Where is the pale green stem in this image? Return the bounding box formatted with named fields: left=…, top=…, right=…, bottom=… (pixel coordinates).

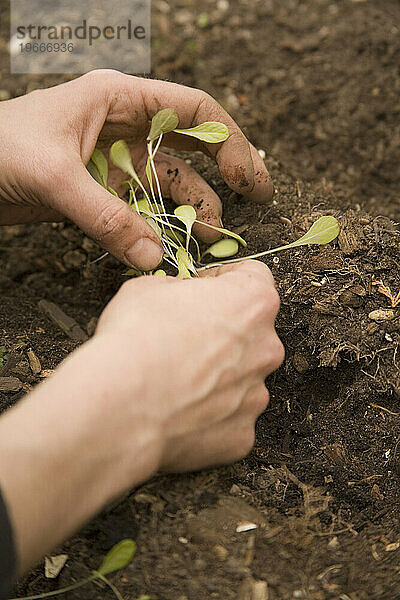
left=147, top=137, right=184, bottom=253
left=9, top=576, right=95, bottom=600
left=197, top=241, right=311, bottom=270
left=143, top=213, right=201, bottom=262
left=128, top=181, right=140, bottom=213
left=93, top=572, right=124, bottom=600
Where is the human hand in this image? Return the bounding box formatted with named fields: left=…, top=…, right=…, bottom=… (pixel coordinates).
left=0, top=260, right=283, bottom=571
left=0, top=70, right=273, bottom=271
left=95, top=260, right=284, bottom=474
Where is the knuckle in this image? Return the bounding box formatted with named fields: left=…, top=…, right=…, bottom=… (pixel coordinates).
left=196, top=90, right=221, bottom=122
left=236, top=428, right=256, bottom=460
left=268, top=285, right=281, bottom=317
left=83, top=69, right=122, bottom=86
left=93, top=202, right=132, bottom=245
left=253, top=387, right=270, bottom=415
left=270, top=337, right=285, bottom=371
left=249, top=278, right=280, bottom=320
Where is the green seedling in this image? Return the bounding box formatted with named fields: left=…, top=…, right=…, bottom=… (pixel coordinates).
left=12, top=539, right=136, bottom=600
left=88, top=149, right=117, bottom=196
left=87, top=109, right=340, bottom=278
left=174, top=205, right=197, bottom=250
left=200, top=216, right=340, bottom=269
left=204, top=238, right=239, bottom=259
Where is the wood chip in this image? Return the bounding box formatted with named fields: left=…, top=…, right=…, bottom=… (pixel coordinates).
left=27, top=348, right=42, bottom=375
left=44, top=554, right=68, bottom=578
left=0, top=376, right=22, bottom=392
left=385, top=541, right=399, bottom=552
left=39, top=369, right=55, bottom=379
left=39, top=300, right=88, bottom=343
left=236, top=521, right=258, bottom=533
left=368, top=309, right=395, bottom=321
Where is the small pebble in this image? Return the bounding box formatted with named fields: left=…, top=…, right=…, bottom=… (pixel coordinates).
left=63, top=249, right=87, bottom=269
left=213, top=544, right=228, bottom=560
left=385, top=542, right=399, bottom=552
left=327, top=536, right=339, bottom=549
left=27, top=348, right=42, bottom=375
left=236, top=521, right=257, bottom=533
left=0, top=376, right=22, bottom=392
left=368, top=309, right=395, bottom=321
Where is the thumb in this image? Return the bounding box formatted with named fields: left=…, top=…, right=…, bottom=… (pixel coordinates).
left=52, top=166, right=164, bottom=271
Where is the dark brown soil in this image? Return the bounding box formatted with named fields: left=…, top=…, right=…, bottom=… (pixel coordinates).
left=1, top=1, right=400, bottom=599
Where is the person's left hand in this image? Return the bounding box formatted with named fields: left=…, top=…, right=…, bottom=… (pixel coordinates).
left=0, top=70, right=273, bottom=271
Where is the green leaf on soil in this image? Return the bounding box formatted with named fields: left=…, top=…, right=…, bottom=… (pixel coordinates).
left=281, top=216, right=340, bottom=249
left=204, top=238, right=239, bottom=258
left=174, top=122, right=229, bottom=144
left=97, top=539, right=136, bottom=576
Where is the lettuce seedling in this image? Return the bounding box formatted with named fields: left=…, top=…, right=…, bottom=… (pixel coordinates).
left=11, top=539, right=136, bottom=600
left=88, top=109, right=340, bottom=278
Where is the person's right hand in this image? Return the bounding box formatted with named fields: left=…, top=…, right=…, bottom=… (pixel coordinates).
left=95, top=260, right=284, bottom=475
left=0, top=261, right=284, bottom=572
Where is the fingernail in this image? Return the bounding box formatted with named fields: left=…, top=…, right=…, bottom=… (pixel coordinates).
left=125, top=238, right=163, bottom=271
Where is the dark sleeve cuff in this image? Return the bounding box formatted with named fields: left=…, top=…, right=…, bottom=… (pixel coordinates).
left=0, top=486, right=16, bottom=600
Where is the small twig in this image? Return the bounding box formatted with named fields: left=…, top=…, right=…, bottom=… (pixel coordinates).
left=369, top=402, right=400, bottom=416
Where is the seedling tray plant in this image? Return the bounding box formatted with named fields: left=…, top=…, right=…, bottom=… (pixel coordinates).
left=88, top=108, right=340, bottom=276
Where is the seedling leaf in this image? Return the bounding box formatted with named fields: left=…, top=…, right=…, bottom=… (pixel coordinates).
left=97, top=539, right=136, bottom=576
left=174, top=122, right=229, bottom=144
left=176, top=247, right=195, bottom=279
left=205, top=239, right=239, bottom=258
left=110, top=141, right=139, bottom=182
left=154, top=269, right=167, bottom=276
left=174, top=205, right=197, bottom=229
left=287, top=216, right=340, bottom=248
left=194, top=221, right=247, bottom=246
left=166, top=229, right=185, bottom=245
left=133, top=198, right=152, bottom=214
left=147, top=108, right=179, bottom=141
left=125, top=268, right=142, bottom=277
left=144, top=216, right=162, bottom=238
left=91, top=149, right=108, bottom=187
left=87, top=160, right=103, bottom=186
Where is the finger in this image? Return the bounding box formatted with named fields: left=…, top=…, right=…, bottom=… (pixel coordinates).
left=199, top=258, right=276, bottom=286
left=48, top=162, right=163, bottom=271
left=0, top=205, right=63, bottom=226
left=136, top=152, right=223, bottom=244
left=107, top=149, right=222, bottom=243
left=161, top=411, right=258, bottom=473
left=77, top=71, right=273, bottom=204
left=137, top=79, right=273, bottom=203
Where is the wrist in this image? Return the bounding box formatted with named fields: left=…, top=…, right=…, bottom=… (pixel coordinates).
left=0, top=336, right=162, bottom=572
